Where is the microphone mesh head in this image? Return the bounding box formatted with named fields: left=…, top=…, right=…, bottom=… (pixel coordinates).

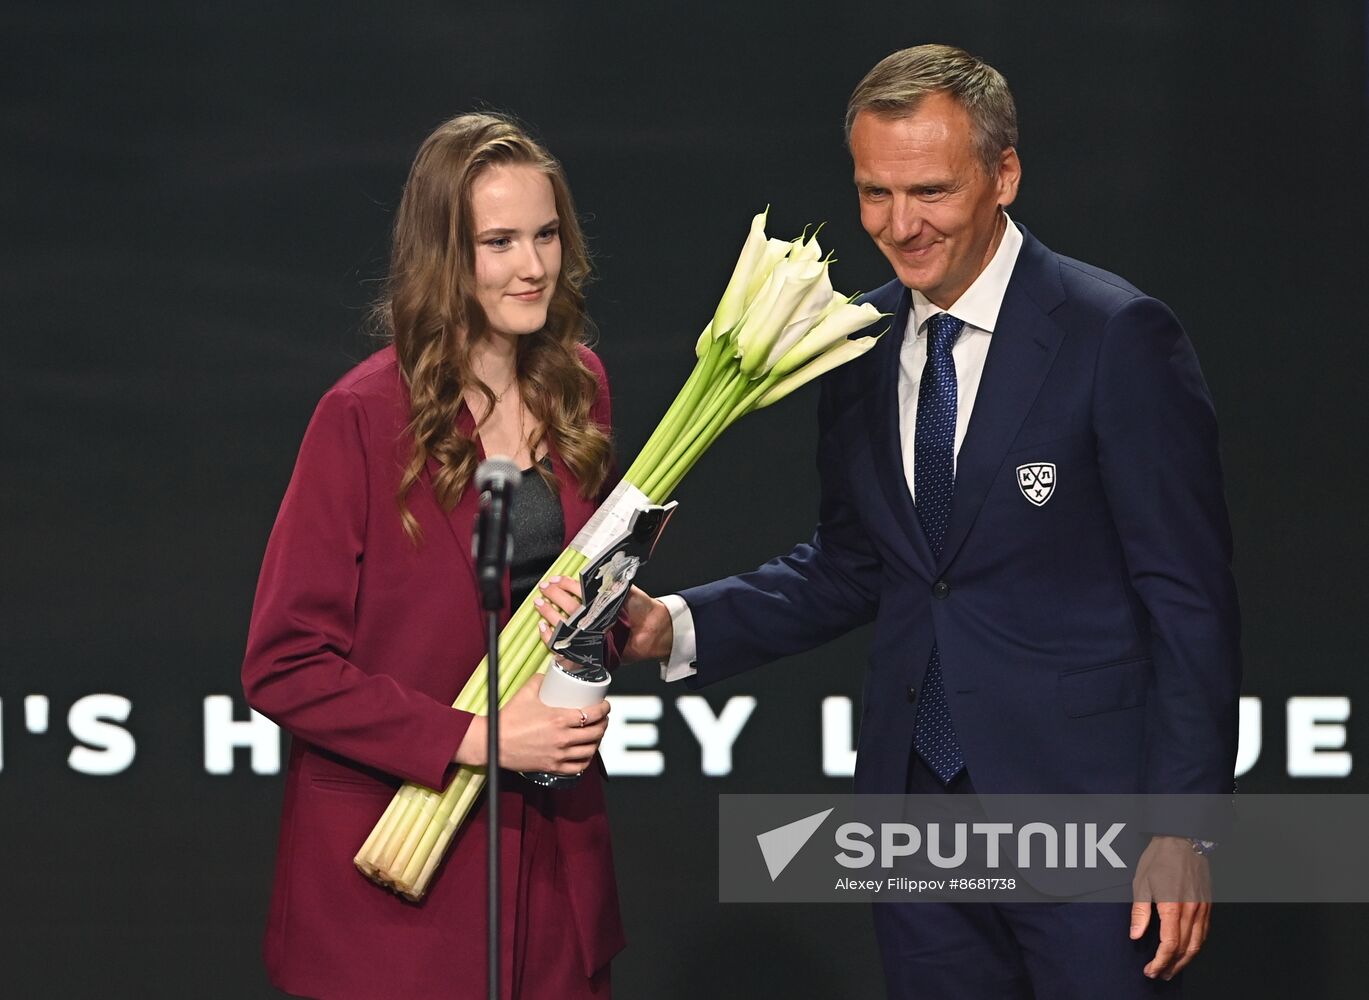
left=476, top=456, right=523, bottom=492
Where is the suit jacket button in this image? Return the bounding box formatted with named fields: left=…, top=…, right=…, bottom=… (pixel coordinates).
left=906, top=685, right=918, bottom=702
left=932, top=579, right=951, bottom=599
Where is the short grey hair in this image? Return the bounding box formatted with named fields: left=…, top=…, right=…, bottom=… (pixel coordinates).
left=845, top=44, right=1018, bottom=175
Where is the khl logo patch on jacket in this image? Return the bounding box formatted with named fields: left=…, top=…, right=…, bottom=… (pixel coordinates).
left=1016, top=463, right=1056, bottom=506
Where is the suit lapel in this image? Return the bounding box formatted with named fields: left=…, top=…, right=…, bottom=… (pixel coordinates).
left=426, top=402, right=482, bottom=584
left=937, top=229, right=1066, bottom=573
left=870, top=285, right=937, bottom=573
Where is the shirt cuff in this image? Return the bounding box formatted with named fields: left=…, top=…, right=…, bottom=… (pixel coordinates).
left=659, top=594, right=698, bottom=682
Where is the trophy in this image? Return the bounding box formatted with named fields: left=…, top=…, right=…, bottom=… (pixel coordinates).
left=521, top=501, right=676, bottom=788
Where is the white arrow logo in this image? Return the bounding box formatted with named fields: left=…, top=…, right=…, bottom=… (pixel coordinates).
left=756, top=808, right=835, bottom=881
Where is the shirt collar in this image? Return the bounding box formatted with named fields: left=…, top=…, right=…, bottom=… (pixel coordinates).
left=909, top=211, right=1023, bottom=337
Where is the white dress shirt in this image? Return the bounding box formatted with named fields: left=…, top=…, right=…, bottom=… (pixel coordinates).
left=661, top=215, right=1024, bottom=681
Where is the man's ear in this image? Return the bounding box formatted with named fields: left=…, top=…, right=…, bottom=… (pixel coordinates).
left=996, top=147, right=1021, bottom=208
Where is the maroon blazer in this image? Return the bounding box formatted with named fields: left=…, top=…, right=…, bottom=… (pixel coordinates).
left=242, top=344, right=624, bottom=999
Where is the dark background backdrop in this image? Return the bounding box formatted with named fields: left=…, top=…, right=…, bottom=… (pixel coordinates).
left=3, top=1, right=1367, bottom=996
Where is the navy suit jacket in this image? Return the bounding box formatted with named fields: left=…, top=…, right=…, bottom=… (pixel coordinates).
left=682, top=225, right=1241, bottom=797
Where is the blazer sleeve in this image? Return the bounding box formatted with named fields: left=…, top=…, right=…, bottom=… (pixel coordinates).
left=679, top=373, right=882, bottom=685
left=1093, top=296, right=1242, bottom=795
left=241, top=386, right=472, bottom=790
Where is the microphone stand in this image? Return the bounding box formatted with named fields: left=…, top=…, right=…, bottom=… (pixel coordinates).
left=485, top=600, right=501, bottom=1000
left=472, top=456, right=519, bottom=1000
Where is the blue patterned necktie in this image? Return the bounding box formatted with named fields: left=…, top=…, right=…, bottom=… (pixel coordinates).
left=912, top=312, right=966, bottom=784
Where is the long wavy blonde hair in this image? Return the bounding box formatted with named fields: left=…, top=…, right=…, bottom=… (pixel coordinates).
left=376, top=113, right=612, bottom=541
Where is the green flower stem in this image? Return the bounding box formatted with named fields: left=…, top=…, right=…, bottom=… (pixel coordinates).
left=643, top=370, right=748, bottom=500
left=624, top=336, right=729, bottom=485
left=397, top=766, right=481, bottom=894
left=387, top=785, right=443, bottom=876
left=452, top=548, right=581, bottom=711
left=454, top=548, right=587, bottom=713
left=354, top=787, right=408, bottom=876
left=374, top=786, right=437, bottom=872
left=653, top=369, right=782, bottom=500
left=725, top=371, right=783, bottom=429
left=630, top=353, right=744, bottom=501
left=629, top=343, right=714, bottom=476
left=401, top=768, right=489, bottom=899
left=637, top=369, right=739, bottom=500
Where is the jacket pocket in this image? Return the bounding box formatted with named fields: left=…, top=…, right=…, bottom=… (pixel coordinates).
left=1057, top=657, right=1150, bottom=718
left=306, top=756, right=398, bottom=795
left=309, top=773, right=395, bottom=795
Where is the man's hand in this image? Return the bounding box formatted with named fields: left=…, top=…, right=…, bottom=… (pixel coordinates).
left=1130, top=835, right=1213, bottom=980
left=534, top=577, right=675, bottom=664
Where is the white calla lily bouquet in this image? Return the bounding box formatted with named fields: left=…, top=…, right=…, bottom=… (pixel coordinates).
left=355, top=209, right=887, bottom=899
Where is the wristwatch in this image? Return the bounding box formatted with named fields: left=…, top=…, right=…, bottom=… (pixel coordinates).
left=1187, top=838, right=1218, bottom=856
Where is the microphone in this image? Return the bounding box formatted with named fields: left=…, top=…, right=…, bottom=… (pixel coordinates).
left=473, top=457, right=522, bottom=611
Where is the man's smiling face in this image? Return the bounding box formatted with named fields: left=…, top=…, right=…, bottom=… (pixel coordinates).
left=851, top=92, right=1020, bottom=309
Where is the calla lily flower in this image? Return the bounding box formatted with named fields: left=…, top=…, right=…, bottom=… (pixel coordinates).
left=735, top=257, right=828, bottom=376
left=758, top=331, right=883, bottom=407
left=711, top=208, right=770, bottom=337
left=764, top=261, right=837, bottom=370
left=694, top=320, right=714, bottom=357
left=787, top=230, right=823, bottom=264
left=770, top=298, right=884, bottom=376
left=744, top=237, right=794, bottom=304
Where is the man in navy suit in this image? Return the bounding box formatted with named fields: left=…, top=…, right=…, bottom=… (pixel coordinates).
left=542, top=43, right=1241, bottom=998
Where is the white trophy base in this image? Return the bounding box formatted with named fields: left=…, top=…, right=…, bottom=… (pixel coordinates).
left=521, top=658, right=611, bottom=789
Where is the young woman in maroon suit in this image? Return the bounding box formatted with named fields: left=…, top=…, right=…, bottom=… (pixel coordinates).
left=242, top=113, right=623, bottom=1000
